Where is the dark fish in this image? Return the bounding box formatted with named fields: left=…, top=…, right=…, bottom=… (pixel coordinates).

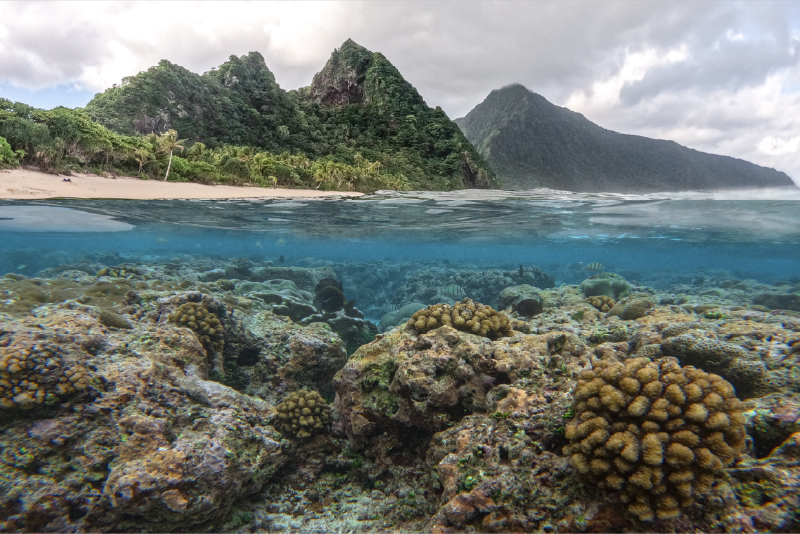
left=584, top=262, right=604, bottom=272
left=519, top=264, right=524, bottom=277
left=315, top=277, right=343, bottom=293
left=441, top=284, right=466, bottom=298
left=278, top=255, right=284, bottom=264
left=512, top=298, right=543, bottom=318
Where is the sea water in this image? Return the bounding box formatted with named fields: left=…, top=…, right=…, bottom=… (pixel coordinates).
left=1, top=187, right=799, bottom=286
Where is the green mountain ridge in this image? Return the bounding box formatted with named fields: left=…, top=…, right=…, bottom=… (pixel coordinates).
left=83, top=39, right=497, bottom=190
left=455, top=83, right=795, bottom=192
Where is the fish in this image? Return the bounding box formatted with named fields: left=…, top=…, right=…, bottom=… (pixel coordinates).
left=441, top=284, right=466, bottom=298
left=276, top=238, right=287, bottom=247
left=255, top=241, right=263, bottom=249
left=584, top=262, right=604, bottom=272
left=155, top=237, right=169, bottom=244
left=278, top=255, right=284, bottom=264
left=519, top=264, right=524, bottom=277
left=386, top=304, right=400, bottom=312
left=16, top=265, right=26, bottom=270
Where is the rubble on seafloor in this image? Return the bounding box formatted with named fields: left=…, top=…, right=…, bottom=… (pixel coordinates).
left=0, top=260, right=799, bottom=532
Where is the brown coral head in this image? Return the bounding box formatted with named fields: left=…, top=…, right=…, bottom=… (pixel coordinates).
left=408, top=299, right=512, bottom=340
left=274, top=390, right=332, bottom=439
left=563, top=357, right=745, bottom=522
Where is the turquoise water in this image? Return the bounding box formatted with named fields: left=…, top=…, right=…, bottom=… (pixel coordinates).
left=1, top=188, right=799, bottom=288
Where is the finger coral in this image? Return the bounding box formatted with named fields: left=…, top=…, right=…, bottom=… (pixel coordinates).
left=563, top=357, right=746, bottom=521
left=274, top=390, right=332, bottom=439
left=0, top=338, right=89, bottom=409
left=408, top=298, right=512, bottom=340
left=169, top=302, right=224, bottom=352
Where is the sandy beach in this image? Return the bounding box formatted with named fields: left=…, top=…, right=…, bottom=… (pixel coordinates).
left=0, top=168, right=363, bottom=199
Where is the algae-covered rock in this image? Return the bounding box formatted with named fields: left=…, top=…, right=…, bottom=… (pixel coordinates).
left=752, top=291, right=800, bottom=312
left=0, top=305, right=286, bottom=533
left=379, top=302, right=426, bottom=333
left=607, top=296, right=654, bottom=320
left=581, top=272, right=631, bottom=299
left=238, top=279, right=316, bottom=321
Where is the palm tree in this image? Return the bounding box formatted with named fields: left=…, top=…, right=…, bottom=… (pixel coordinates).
left=132, top=147, right=152, bottom=173
left=159, top=130, right=186, bottom=181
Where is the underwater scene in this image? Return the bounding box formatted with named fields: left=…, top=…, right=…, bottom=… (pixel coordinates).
left=1, top=187, right=800, bottom=532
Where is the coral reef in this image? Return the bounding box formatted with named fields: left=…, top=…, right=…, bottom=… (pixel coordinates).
left=608, top=296, right=655, bottom=320
left=498, top=284, right=544, bottom=317
left=586, top=295, right=616, bottom=312
left=0, top=336, right=89, bottom=409
left=169, top=301, right=225, bottom=353
left=379, top=302, right=426, bottom=333
left=581, top=272, right=631, bottom=300
left=0, top=305, right=286, bottom=532
left=564, top=357, right=746, bottom=521
left=661, top=335, right=770, bottom=399
left=274, top=390, right=332, bottom=439
left=98, top=308, right=132, bottom=329
left=408, top=299, right=512, bottom=340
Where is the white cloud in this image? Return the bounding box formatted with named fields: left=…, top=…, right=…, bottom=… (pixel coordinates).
left=1, top=0, right=799, bottom=183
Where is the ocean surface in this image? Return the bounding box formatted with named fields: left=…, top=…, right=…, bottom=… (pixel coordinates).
left=1, top=186, right=799, bottom=284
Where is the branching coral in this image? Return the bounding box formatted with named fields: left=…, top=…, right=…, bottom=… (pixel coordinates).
left=274, top=390, right=332, bottom=439
left=169, top=302, right=224, bottom=352
left=0, top=338, right=89, bottom=409
left=563, top=357, right=746, bottom=521
left=408, top=299, right=512, bottom=340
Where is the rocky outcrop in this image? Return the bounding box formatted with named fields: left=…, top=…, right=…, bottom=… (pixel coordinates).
left=0, top=303, right=286, bottom=532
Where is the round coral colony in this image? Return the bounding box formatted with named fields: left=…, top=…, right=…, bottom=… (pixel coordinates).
left=563, top=357, right=746, bottom=521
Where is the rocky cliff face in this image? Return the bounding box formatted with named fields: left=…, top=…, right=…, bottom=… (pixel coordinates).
left=456, top=84, right=796, bottom=192
left=308, top=39, right=369, bottom=105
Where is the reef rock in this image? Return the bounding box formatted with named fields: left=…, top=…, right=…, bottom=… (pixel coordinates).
left=0, top=304, right=286, bottom=532
left=581, top=272, right=631, bottom=300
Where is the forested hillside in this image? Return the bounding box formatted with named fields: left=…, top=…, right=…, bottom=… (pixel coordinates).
left=456, top=84, right=794, bottom=192
left=0, top=40, right=496, bottom=192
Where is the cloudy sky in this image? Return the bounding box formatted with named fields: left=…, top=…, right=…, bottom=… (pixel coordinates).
left=2, top=0, right=799, bottom=184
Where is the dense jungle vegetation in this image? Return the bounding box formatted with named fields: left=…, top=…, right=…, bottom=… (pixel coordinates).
left=0, top=40, right=496, bottom=192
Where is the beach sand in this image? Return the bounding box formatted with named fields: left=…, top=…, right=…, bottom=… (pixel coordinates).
left=0, top=168, right=363, bottom=199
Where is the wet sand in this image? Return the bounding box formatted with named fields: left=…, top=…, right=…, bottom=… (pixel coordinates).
left=0, top=168, right=363, bottom=199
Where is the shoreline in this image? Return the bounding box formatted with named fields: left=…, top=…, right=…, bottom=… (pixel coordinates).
left=0, top=168, right=363, bottom=200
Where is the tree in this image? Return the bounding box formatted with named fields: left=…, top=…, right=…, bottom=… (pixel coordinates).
left=159, top=129, right=185, bottom=181
left=132, top=147, right=152, bottom=173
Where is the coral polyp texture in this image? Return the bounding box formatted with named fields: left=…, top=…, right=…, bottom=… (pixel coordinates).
left=0, top=337, right=89, bottom=409
left=169, top=302, right=224, bottom=352
left=408, top=298, right=512, bottom=339
left=585, top=295, right=615, bottom=312
left=274, top=390, right=332, bottom=439
left=563, top=357, right=746, bottom=522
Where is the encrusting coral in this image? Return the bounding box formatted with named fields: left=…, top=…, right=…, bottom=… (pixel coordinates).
left=563, top=357, right=746, bottom=521
left=0, top=337, right=89, bottom=409
left=169, top=302, right=224, bottom=352
left=274, top=390, right=332, bottom=439
left=408, top=298, right=512, bottom=340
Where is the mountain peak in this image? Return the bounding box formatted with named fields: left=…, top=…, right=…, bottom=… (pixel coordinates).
left=457, top=87, right=794, bottom=192
left=309, top=39, right=374, bottom=105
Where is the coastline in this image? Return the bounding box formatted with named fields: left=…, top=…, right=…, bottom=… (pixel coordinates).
left=0, top=168, right=363, bottom=200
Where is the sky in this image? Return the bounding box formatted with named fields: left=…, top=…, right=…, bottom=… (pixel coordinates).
left=1, top=0, right=799, bottom=184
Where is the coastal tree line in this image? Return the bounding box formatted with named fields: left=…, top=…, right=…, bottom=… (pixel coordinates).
left=0, top=99, right=414, bottom=192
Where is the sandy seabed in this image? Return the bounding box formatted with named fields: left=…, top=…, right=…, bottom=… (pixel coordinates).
left=0, top=168, right=363, bottom=200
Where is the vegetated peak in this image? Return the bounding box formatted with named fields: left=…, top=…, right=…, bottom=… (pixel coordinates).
left=457, top=84, right=795, bottom=192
